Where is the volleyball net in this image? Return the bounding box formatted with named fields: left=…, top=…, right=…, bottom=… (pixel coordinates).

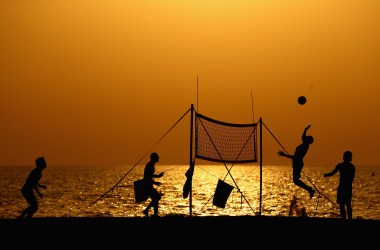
left=195, top=112, right=258, bottom=164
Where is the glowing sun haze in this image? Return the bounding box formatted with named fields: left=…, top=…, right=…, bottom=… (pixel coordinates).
left=1, top=1, right=379, bottom=166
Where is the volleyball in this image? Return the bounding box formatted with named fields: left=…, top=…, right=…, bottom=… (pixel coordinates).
left=298, top=96, right=307, bottom=105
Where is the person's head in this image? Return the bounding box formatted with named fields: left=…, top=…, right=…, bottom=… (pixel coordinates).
left=303, top=135, right=314, bottom=144
left=343, top=151, right=352, bottom=162
left=150, top=152, right=159, bottom=162
left=35, top=157, right=47, bottom=169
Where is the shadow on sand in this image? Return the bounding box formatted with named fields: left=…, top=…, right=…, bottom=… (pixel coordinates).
left=2, top=215, right=378, bottom=247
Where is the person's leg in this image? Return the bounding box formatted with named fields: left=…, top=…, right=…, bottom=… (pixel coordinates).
left=347, top=203, right=353, bottom=219
left=339, top=203, right=347, bottom=219
left=143, top=189, right=154, bottom=217
left=293, top=177, right=314, bottom=198
left=151, top=189, right=161, bottom=216
left=19, top=191, right=37, bottom=218
left=26, top=203, right=38, bottom=218
left=18, top=207, right=29, bottom=219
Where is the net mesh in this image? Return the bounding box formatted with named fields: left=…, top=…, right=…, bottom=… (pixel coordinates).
left=195, top=113, right=258, bottom=163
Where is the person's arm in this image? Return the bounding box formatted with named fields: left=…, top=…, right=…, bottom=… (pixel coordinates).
left=34, top=185, right=43, bottom=197
left=324, top=165, right=339, bottom=177
left=351, top=165, right=356, bottom=183
left=153, top=172, right=164, bottom=178
left=38, top=183, right=47, bottom=189
left=302, top=125, right=311, bottom=141
left=153, top=172, right=164, bottom=185
left=277, top=150, right=294, bottom=160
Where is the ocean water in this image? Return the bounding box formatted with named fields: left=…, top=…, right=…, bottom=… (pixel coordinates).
left=0, top=164, right=379, bottom=220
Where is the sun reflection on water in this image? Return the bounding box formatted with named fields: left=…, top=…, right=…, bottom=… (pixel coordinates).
left=0, top=164, right=379, bottom=219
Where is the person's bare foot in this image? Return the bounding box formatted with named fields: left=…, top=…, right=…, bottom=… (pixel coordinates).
left=309, top=189, right=315, bottom=200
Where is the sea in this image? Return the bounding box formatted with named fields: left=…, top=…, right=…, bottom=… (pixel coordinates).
left=1, top=164, right=379, bottom=220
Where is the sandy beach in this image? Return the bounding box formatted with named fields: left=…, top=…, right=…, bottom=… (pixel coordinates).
left=3, top=215, right=378, bottom=247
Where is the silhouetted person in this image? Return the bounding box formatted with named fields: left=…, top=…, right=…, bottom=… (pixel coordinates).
left=324, top=151, right=356, bottom=219
left=289, top=196, right=308, bottom=217
left=289, top=195, right=298, bottom=217
left=18, top=157, right=47, bottom=219
left=278, top=125, right=315, bottom=199
left=142, top=152, right=164, bottom=218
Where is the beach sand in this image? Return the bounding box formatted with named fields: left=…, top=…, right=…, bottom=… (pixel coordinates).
left=3, top=215, right=377, bottom=247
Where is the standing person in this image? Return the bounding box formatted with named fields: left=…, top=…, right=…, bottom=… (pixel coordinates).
left=142, top=152, right=164, bottom=218
left=324, top=151, right=356, bottom=219
left=18, top=157, right=47, bottom=219
left=278, top=125, right=315, bottom=199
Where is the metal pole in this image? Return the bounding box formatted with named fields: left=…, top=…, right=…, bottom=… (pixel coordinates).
left=259, top=117, right=262, bottom=216
left=189, top=104, right=194, bottom=217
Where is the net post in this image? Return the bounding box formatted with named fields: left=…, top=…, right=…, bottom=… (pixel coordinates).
left=189, top=104, right=194, bottom=217
left=259, top=117, right=263, bottom=216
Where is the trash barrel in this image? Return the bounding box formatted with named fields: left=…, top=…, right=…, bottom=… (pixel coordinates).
left=213, top=179, right=234, bottom=208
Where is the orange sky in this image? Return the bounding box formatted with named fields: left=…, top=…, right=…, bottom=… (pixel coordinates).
left=1, top=1, right=379, bottom=167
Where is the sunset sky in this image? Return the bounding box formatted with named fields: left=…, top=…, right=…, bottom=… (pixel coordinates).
left=1, top=1, right=379, bottom=167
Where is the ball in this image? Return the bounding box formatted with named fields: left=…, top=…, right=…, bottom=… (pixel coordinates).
left=298, top=96, right=307, bottom=105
